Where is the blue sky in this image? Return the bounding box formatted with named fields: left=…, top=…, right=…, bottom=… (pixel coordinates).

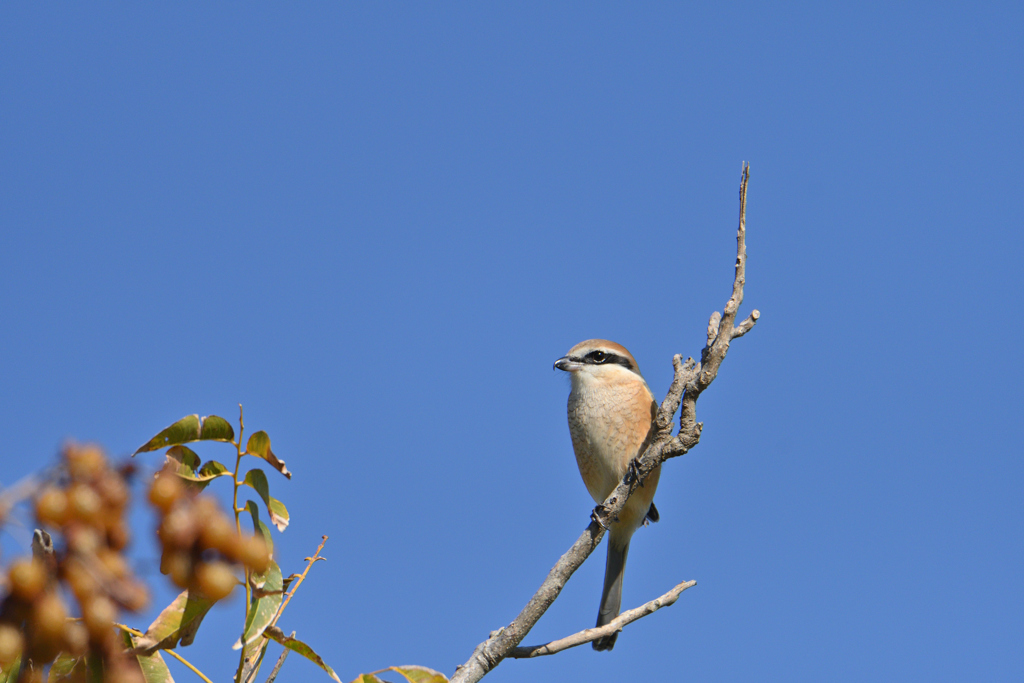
left=1, top=3, right=1022, bottom=681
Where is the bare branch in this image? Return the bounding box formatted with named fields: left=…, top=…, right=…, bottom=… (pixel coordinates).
left=263, top=633, right=294, bottom=683
left=450, top=165, right=758, bottom=683
left=654, top=355, right=698, bottom=434
left=732, top=309, right=761, bottom=338
left=509, top=580, right=696, bottom=658
left=679, top=164, right=756, bottom=444
left=707, top=311, right=722, bottom=347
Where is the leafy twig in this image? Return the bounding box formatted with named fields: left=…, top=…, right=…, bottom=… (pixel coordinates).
left=234, top=404, right=251, bottom=683
left=272, top=535, right=328, bottom=626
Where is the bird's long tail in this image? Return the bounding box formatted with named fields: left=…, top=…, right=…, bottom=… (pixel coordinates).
left=593, top=539, right=629, bottom=651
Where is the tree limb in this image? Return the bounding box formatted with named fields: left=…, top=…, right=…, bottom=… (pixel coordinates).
left=450, top=165, right=758, bottom=683
left=509, top=579, right=697, bottom=658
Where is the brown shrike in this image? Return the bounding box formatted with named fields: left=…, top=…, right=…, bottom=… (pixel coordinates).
left=554, top=339, right=661, bottom=651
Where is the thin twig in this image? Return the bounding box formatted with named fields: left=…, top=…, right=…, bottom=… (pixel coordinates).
left=263, top=633, right=294, bottom=683
left=235, top=404, right=250, bottom=683
left=509, top=580, right=696, bottom=657
left=449, top=166, right=758, bottom=683
left=272, top=535, right=328, bottom=626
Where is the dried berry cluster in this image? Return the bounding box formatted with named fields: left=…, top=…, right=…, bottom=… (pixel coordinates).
left=0, top=444, right=149, bottom=682
left=151, top=465, right=271, bottom=601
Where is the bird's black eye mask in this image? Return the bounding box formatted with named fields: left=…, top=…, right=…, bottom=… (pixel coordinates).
left=574, top=350, right=635, bottom=372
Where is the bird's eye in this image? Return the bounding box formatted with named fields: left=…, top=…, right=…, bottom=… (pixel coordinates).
left=589, top=351, right=608, bottom=363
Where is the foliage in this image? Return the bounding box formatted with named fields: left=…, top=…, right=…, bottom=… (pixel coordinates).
left=0, top=407, right=356, bottom=683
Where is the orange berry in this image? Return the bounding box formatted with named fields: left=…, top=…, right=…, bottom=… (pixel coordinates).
left=148, top=473, right=184, bottom=513
left=0, top=624, right=24, bottom=664
left=159, top=506, right=197, bottom=550
left=198, top=513, right=236, bottom=553
left=35, top=486, right=69, bottom=527
left=68, top=484, right=102, bottom=525
left=66, top=444, right=106, bottom=480
left=62, top=620, right=89, bottom=657
left=97, top=475, right=130, bottom=509
left=162, top=551, right=193, bottom=589
left=194, top=561, right=236, bottom=601
left=66, top=524, right=102, bottom=554
left=31, top=592, right=68, bottom=645
left=8, top=559, right=47, bottom=601
left=82, top=595, right=117, bottom=641
left=240, top=535, right=271, bottom=574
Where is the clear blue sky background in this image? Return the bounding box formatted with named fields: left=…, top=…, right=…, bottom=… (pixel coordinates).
left=2, top=3, right=1022, bottom=682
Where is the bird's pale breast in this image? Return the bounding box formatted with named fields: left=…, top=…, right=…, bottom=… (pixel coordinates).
left=567, top=378, right=660, bottom=534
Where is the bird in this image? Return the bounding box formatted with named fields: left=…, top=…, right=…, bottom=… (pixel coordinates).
left=554, top=339, right=660, bottom=651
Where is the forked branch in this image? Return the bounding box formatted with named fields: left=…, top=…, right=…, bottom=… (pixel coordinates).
left=508, top=579, right=697, bottom=658
left=450, top=165, right=759, bottom=683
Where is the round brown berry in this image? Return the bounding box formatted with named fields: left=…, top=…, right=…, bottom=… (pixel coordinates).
left=31, top=592, right=68, bottom=646
left=0, top=624, right=24, bottom=664
left=68, top=484, right=103, bottom=525
left=8, top=559, right=47, bottom=601
left=82, top=595, right=116, bottom=641
left=148, top=473, right=184, bottom=513
left=194, top=561, right=236, bottom=601
left=240, top=535, right=271, bottom=574
left=35, top=487, right=69, bottom=527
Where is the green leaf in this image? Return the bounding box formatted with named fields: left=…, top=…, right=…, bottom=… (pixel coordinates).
left=164, top=447, right=230, bottom=491
left=245, top=500, right=274, bottom=552
left=243, top=469, right=290, bottom=532
left=121, top=631, right=175, bottom=683
left=384, top=666, right=448, bottom=683
left=245, top=431, right=291, bottom=479
left=264, top=627, right=341, bottom=683
left=165, top=445, right=201, bottom=471
left=132, top=588, right=215, bottom=653
left=178, top=459, right=231, bottom=484
left=197, top=415, right=234, bottom=441
left=85, top=653, right=104, bottom=683
left=134, top=414, right=235, bottom=455
left=0, top=656, right=20, bottom=683
left=346, top=669, right=447, bottom=683
left=48, top=653, right=85, bottom=682
left=197, top=460, right=230, bottom=479
left=232, top=560, right=283, bottom=652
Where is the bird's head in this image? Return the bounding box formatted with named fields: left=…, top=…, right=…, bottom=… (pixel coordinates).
left=553, top=339, right=644, bottom=387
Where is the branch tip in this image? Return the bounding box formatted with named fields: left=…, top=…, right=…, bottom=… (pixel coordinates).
left=508, top=579, right=697, bottom=658
left=732, top=309, right=760, bottom=339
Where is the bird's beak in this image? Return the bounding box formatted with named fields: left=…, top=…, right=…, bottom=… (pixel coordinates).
left=554, top=356, right=582, bottom=372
